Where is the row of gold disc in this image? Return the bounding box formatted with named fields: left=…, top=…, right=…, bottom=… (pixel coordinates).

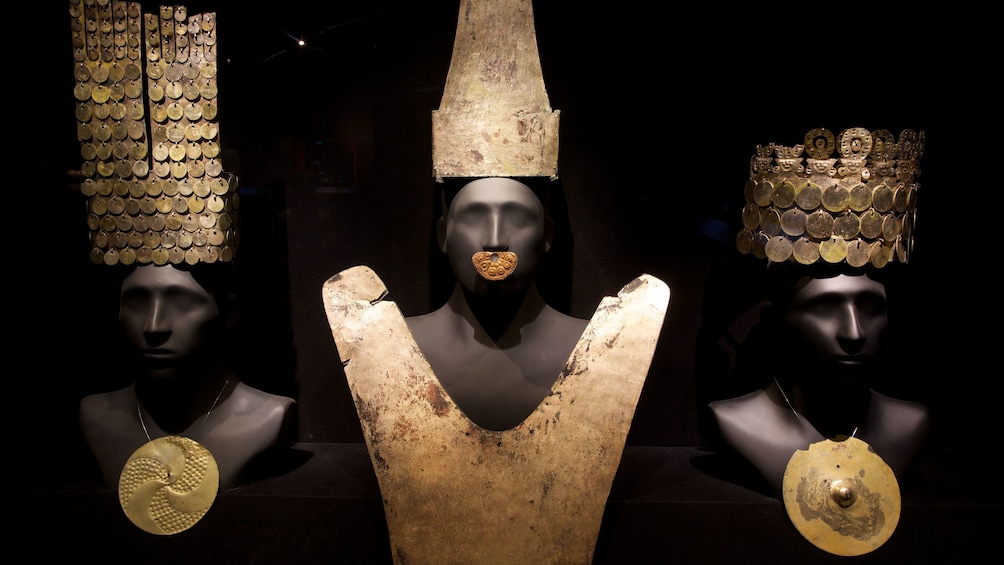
left=741, top=204, right=913, bottom=243
left=87, top=194, right=234, bottom=221
left=737, top=230, right=909, bottom=267
left=74, top=102, right=219, bottom=140
left=88, top=218, right=236, bottom=249
left=81, top=176, right=230, bottom=198
left=91, top=242, right=236, bottom=267
left=745, top=177, right=916, bottom=215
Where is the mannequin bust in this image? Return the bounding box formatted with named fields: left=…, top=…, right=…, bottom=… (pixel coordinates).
left=79, top=262, right=297, bottom=492
left=709, top=266, right=930, bottom=495
left=406, top=176, right=588, bottom=430
left=322, top=175, right=668, bottom=563
left=321, top=3, right=666, bottom=560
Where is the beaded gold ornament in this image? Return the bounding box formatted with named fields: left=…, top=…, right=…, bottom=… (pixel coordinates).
left=737, top=127, right=923, bottom=268
left=471, top=251, right=518, bottom=281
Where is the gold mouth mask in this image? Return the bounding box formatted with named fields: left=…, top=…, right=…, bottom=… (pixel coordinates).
left=472, top=251, right=518, bottom=281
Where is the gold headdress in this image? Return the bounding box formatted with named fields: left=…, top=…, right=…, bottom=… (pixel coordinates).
left=431, top=0, right=559, bottom=182
left=69, top=1, right=238, bottom=266
left=736, top=127, right=923, bottom=268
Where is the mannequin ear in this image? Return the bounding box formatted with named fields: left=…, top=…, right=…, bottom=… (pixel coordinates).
left=543, top=215, right=554, bottom=253
left=220, top=292, right=240, bottom=331
left=436, top=215, right=448, bottom=252
left=436, top=187, right=449, bottom=252
left=759, top=300, right=781, bottom=330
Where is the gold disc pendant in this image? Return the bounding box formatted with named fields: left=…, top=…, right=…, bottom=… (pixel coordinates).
left=471, top=251, right=517, bottom=281
left=118, top=436, right=220, bottom=535
left=782, top=436, right=900, bottom=556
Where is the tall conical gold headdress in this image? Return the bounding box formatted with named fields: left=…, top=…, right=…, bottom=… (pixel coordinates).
left=431, top=0, right=559, bottom=182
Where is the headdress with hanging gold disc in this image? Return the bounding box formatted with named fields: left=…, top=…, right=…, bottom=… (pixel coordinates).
left=737, top=127, right=923, bottom=268
left=736, top=126, right=925, bottom=556
left=70, top=1, right=238, bottom=268
left=69, top=1, right=229, bottom=535
left=431, top=0, right=559, bottom=182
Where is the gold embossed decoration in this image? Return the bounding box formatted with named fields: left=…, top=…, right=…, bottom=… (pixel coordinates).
left=782, top=436, right=901, bottom=556
left=471, top=251, right=518, bottom=281
left=737, top=127, right=923, bottom=268
left=69, top=1, right=238, bottom=266
left=118, top=435, right=220, bottom=535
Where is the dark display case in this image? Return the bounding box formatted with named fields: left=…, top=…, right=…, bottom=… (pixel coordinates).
left=20, top=1, right=998, bottom=562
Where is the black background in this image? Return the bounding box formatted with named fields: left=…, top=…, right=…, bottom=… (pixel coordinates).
left=14, top=2, right=999, bottom=562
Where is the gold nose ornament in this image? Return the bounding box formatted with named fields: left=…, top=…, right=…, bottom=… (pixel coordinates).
left=472, top=251, right=518, bottom=281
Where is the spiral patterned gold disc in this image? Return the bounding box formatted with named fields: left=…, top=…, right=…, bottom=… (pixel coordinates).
left=118, top=435, right=220, bottom=535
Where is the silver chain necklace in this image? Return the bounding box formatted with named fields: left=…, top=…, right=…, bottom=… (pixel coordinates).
left=773, top=377, right=858, bottom=439
left=137, top=376, right=231, bottom=442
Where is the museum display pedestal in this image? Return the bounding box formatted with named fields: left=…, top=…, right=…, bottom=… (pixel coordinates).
left=18, top=440, right=996, bottom=563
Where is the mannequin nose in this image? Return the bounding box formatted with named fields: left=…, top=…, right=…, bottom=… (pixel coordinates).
left=836, top=303, right=865, bottom=354
left=144, top=297, right=169, bottom=335
left=485, top=214, right=505, bottom=249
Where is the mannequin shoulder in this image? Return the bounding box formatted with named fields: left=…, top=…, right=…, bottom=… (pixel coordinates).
left=405, top=305, right=463, bottom=356
left=871, top=390, right=931, bottom=429
left=709, top=390, right=781, bottom=439
left=540, top=305, right=589, bottom=337
left=229, top=382, right=296, bottom=420
left=709, top=389, right=768, bottom=420
left=405, top=304, right=451, bottom=334
left=79, top=386, right=137, bottom=442
left=79, top=386, right=134, bottom=420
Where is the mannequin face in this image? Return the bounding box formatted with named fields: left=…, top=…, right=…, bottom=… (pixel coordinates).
left=119, top=263, right=224, bottom=380
left=440, top=177, right=550, bottom=294
left=782, top=273, right=888, bottom=370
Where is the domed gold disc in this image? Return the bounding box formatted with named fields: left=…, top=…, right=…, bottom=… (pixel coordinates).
left=782, top=436, right=900, bottom=556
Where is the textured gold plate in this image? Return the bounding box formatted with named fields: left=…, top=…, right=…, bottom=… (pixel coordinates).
left=782, top=436, right=900, bottom=556
left=118, top=435, right=219, bottom=535
left=471, top=251, right=517, bottom=281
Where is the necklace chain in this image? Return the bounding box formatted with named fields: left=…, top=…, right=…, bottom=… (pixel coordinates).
left=773, top=377, right=858, bottom=439
left=137, top=376, right=232, bottom=442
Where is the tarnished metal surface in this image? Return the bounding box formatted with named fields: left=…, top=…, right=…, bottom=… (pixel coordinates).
left=737, top=127, right=923, bottom=268
left=432, top=0, right=560, bottom=180
left=322, top=266, right=669, bottom=564
left=782, top=436, right=901, bottom=556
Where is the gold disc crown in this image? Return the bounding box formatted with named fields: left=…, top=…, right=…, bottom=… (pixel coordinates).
left=736, top=127, right=924, bottom=268
left=69, top=2, right=238, bottom=267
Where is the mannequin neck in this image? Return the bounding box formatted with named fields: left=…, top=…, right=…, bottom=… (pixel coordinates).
left=775, top=373, right=872, bottom=440
left=134, top=362, right=233, bottom=435
left=453, top=281, right=546, bottom=343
